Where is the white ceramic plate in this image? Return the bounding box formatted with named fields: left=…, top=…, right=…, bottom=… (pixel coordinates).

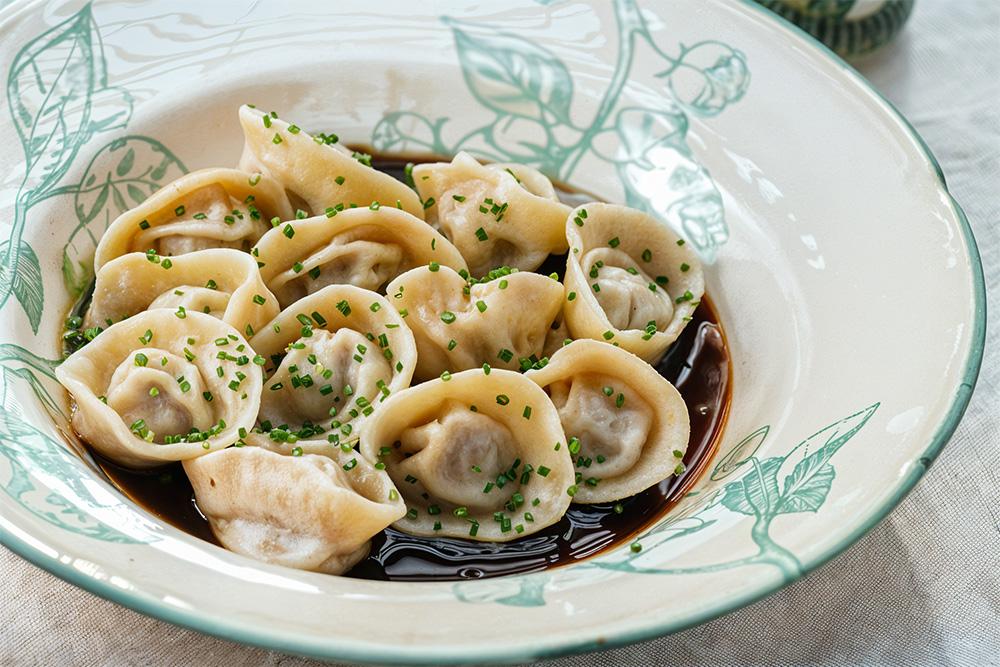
left=0, top=1, right=985, bottom=664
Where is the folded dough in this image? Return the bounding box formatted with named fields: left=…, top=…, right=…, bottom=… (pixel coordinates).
left=56, top=311, right=262, bottom=468
left=253, top=206, right=467, bottom=309
left=94, top=168, right=293, bottom=272
left=244, top=285, right=416, bottom=453
left=385, top=264, right=563, bottom=381
left=413, top=152, right=570, bottom=277
left=359, top=368, right=573, bottom=541
left=237, top=105, right=423, bottom=218
left=184, top=445, right=405, bottom=574
left=526, top=339, right=690, bottom=503
left=84, top=248, right=279, bottom=339
left=563, top=202, right=704, bottom=364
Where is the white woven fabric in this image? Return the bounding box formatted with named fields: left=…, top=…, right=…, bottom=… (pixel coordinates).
left=2, top=1, right=998, bottom=664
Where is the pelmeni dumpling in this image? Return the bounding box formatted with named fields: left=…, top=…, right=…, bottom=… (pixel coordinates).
left=94, top=168, right=293, bottom=272
left=237, top=105, right=423, bottom=218
left=55, top=311, right=262, bottom=468
left=413, top=152, right=571, bottom=276
left=359, top=368, right=573, bottom=541
left=526, top=339, right=690, bottom=503
left=244, top=285, right=416, bottom=451
left=564, top=203, right=704, bottom=364
left=253, top=206, right=467, bottom=309
left=84, top=249, right=279, bottom=338
left=385, top=265, right=563, bottom=381
left=184, top=445, right=405, bottom=574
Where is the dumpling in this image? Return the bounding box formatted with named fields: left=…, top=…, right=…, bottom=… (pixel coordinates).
left=358, top=368, right=574, bottom=541
left=563, top=202, right=704, bottom=364
left=253, top=205, right=467, bottom=309
left=237, top=105, right=423, bottom=218
left=244, top=285, right=416, bottom=452
left=94, top=168, right=294, bottom=272
left=55, top=310, right=262, bottom=468
left=526, top=339, right=690, bottom=503
left=184, top=445, right=405, bottom=574
left=385, top=265, right=563, bottom=381
left=412, top=152, right=571, bottom=276
left=84, top=248, right=279, bottom=339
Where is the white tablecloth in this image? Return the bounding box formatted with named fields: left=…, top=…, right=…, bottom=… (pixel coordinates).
left=3, top=1, right=998, bottom=664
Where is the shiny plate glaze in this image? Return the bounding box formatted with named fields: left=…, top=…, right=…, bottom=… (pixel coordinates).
left=0, top=1, right=985, bottom=664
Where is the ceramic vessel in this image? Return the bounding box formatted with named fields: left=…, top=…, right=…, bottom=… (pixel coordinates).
left=0, top=1, right=983, bottom=663
left=753, top=0, right=915, bottom=57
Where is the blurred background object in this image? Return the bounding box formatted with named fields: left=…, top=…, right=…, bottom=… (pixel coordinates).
left=753, top=0, right=915, bottom=57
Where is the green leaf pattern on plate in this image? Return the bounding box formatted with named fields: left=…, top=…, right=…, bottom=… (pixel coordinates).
left=372, top=0, right=750, bottom=262
left=63, top=136, right=187, bottom=295
left=0, top=370, right=159, bottom=544
left=455, top=404, right=879, bottom=606
left=0, top=3, right=182, bottom=542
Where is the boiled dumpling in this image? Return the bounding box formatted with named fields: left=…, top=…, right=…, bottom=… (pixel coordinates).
left=184, top=445, right=405, bottom=574
left=55, top=310, right=262, bottom=468
left=563, top=203, right=704, bottom=364
left=237, top=105, right=423, bottom=218
left=358, top=368, right=573, bottom=541
left=244, top=285, right=416, bottom=452
left=526, top=339, right=689, bottom=503
left=385, top=265, right=563, bottom=381
left=253, top=206, right=467, bottom=309
left=84, top=248, right=279, bottom=339
left=94, top=168, right=293, bottom=272
left=413, top=152, right=570, bottom=277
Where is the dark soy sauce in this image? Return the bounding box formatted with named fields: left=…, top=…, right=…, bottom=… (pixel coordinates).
left=85, top=156, right=731, bottom=581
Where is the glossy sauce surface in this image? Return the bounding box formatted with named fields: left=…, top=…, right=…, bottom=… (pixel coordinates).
left=88, top=157, right=731, bottom=581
